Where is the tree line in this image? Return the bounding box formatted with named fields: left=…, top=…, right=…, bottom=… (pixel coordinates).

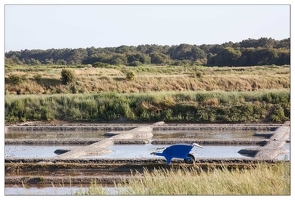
left=5, top=37, right=290, bottom=67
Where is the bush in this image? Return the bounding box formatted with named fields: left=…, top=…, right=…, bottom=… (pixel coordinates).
left=6, top=74, right=27, bottom=85
left=61, top=69, right=76, bottom=85
left=126, top=71, right=135, bottom=81
left=93, top=62, right=110, bottom=68
left=271, top=105, right=287, bottom=122
left=130, top=61, right=142, bottom=66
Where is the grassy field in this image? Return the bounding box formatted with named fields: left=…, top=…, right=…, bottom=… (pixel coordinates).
left=4, top=64, right=290, bottom=123
left=79, top=162, right=290, bottom=195
left=5, top=65, right=290, bottom=94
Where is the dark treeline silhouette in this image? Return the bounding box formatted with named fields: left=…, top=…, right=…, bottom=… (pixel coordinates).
left=5, top=37, right=290, bottom=67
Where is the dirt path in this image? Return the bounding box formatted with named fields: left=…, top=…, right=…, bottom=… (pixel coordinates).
left=54, top=126, right=153, bottom=159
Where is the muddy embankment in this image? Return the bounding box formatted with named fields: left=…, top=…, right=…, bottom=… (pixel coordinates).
left=238, top=123, right=290, bottom=159
left=6, top=121, right=281, bottom=131
left=5, top=121, right=290, bottom=186
left=5, top=157, right=287, bottom=186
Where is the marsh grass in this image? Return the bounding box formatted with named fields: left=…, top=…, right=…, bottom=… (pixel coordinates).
left=75, top=180, right=108, bottom=195
left=5, top=89, right=290, bottom=123
left=83, top=162, right=290, bottom=195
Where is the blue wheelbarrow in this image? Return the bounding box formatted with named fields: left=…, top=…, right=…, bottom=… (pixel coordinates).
left=151, top=143, right=203, bottom=165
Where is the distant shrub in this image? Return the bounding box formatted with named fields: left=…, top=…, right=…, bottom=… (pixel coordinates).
left=93, top=62, right=110, bottom=68
left=126, top=71, right=135, bottom=80
left=130, top=61, right=142, bottom=66
left=7, top=74, right=27, bottom=85
left=61, top=69, right=76, bottom=85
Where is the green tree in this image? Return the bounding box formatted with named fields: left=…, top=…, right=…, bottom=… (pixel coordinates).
left=28, top=58, right=41, bottom=66
left=127, top=53, right=151, bottom=65
left=57, top=59, right=67, bottom=65
left=66, top=48, right=87, bottom=65
left=150, top=53, right=169, bottom=64
left=191, top=46, right=206, bottom=61
left=214, top=47, right=241, bottom=66
left=238, top=48, right=257, bottom=66
left=276, top=50, right=290, bottom=65
left=5, top=55, right=23, bottom=66
left=110, top=54, right=128, bottom=65
left=169, top=44, right=192, bottom=60
left=255, top=48, right=278, bottom=65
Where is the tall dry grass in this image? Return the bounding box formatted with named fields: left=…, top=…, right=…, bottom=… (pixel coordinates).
left=5, top=65, right=290, bottom=94
left=83, top=162, right=290, bottom=195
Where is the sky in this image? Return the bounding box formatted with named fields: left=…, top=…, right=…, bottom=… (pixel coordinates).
left=4, top=3, right=291, bottom=52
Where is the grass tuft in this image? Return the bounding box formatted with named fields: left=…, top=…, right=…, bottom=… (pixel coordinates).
left=83, top=162, right=290, bottom=195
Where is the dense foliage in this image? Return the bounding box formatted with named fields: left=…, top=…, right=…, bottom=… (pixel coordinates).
left=5, top=37, right=290, bottom=67
left=5, top=90, right=290, bottom=123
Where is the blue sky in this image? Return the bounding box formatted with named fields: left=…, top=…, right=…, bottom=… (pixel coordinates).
left=4, top=4, right=290, bottom=52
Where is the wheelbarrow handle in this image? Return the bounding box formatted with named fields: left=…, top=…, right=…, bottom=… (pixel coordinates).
left=193, top=143, right=203, bottom=148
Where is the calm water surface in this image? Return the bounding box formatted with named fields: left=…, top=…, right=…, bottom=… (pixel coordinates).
left=5, top=144, right=259, bottom=159
left=5, top=186, right=122, bottom=195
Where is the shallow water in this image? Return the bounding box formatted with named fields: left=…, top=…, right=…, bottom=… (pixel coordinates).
left=5, top=186, right=122, bottom=195
left=5, top=145, right=79, bottom=158
left=84, top=143, right=259, bottom=159
left=5, top=144, right=259, bottom=159
left=5, top=186, right=87, bottom=195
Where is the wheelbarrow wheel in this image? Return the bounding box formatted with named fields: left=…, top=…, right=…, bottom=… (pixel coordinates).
left=184, top=153, right=195, bottom=164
